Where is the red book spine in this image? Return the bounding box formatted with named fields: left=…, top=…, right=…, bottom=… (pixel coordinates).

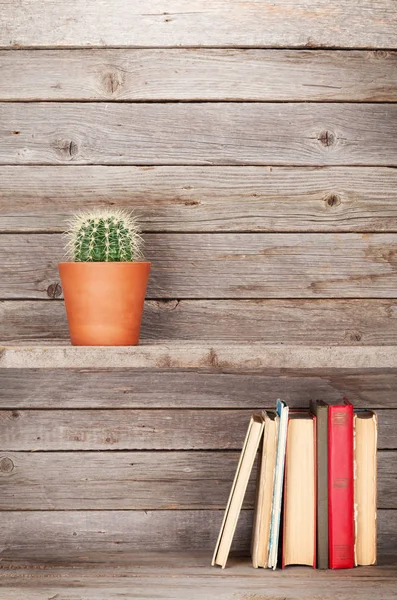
left=328, top=400, right=354, bottom=569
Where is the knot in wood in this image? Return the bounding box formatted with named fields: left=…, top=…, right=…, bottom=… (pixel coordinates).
left=346, top=330, right=363, bottom=342
left=0, top=457, right=14, bottom=473
left=154, top=300, right=179, bottom=312
left=318, top=130, right=336, bottom=147
left=102, top=69, right=124, bottom=95
left=47, top=282, right=62, bottom=298
left=371, top=50, right=389, bottom=60
left=53, top=138, right=79, bottom=160
left=325, top=193, right=341, bottom=208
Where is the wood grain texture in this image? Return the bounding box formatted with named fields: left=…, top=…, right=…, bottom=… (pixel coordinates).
left=1, top=408, right=395, bottom=450
left=1, top=103, right=397, bottom=166
left=3, top=233, right=397, bottom=299
left=4, top=299, right=397, bottom=345
left=1, top=1, right=396, bottom=48
left=0, top=511, right=395, bottom=560
left=3, top=344, right=397, bottom=370
left=2, top=567, right=397, bottom=600
left=2, top=49, right=397, bottom=101
left=1, top=559, right=397, bottom=600
left=0, top=510, right=243, bottom=557
left=1, top=552, right=396, bottom=572
left=0, top=451, right=394, bottom=510
left=1, top=367, right=397, bottom=409
left=2, top=166, right=397, bottom=233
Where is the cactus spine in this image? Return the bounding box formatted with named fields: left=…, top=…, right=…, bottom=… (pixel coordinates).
left=66, top=210, right=143, bottom=262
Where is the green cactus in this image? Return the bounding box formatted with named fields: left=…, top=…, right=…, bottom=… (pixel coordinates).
left=65, top=209, right=143, bottom=262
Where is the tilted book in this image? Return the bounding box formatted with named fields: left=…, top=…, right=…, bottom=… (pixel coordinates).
left=251, top=411, right=279, bottom=568
left=212, top=414, right=264, bottom=568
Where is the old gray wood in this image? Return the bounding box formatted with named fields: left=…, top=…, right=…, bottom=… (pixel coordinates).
left=1, top=408, right=395, bottom=450
left=1, top=556, right=397, bottom=600
left=1, top=1, right=396, bottom=48
left=0, top=510, right=250, bottom=557
left=2, top=551, right=396, bottom=573
left=3, top=344, right=397, bottom=370
left=3, top=299, right=397, bottom=345
left=2, top=50, right=397, bottom=101
left=1, top=367, right=397, bottom=409
left=2, top=580, right=395, bottom=600
left=2, top=166, right=397, bottom=233
left=2, top=558, right=397, bottom=600
left=0, top=510, right=394, bottom=558
left=3, top=233, right=397, bottom=299
left=1, top=103, right=397, bottom=166
left=0, top=451, right=394, bottom=510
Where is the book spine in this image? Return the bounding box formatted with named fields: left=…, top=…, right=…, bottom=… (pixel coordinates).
left=314, top=403, right=328, bottom=569
left=328, top=402, right=354, bottom=569
left=282, top=413, right=316, bottom=569
left=313, top=415, right=317, bottom=569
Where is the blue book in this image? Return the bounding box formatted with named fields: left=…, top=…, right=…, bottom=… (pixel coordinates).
left=268, top=399, right=289, bottom=569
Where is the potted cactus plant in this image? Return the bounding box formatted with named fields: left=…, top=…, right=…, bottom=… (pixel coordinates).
left=58, top=209, right=151, bottom=346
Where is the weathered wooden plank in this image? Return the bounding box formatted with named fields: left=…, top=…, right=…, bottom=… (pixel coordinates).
left=1, top=576, right=396, bottom=600
left=1, top=103, right=397, bottom=166
left=3, top=233, right=397, bottom=299
left=3, top=299, right=397, bottom=345
left=0, top=409, right=395, bottom=450
left=1, top=556, right=397, bottom=600
left=1, top=551, right=396, bottom=574
left=3, top=344, right=397, bottom=370
left=0, top=451, right=394, bottom=510
left=0, top=408, right=255, bottom=451
left=0, top=510, right=395, bottom=560
left=1, top=367, right=397, bottom=409
left=1, top=1, right=396, bottom=48
left=2, top=559, right=397, bottom=600
left=2, top=166, right=397, bottom=233
left=2, top=551, right=397, bottom=573
left=1, top=576, right=397, bottom=600
left=2, top=50, right=397, bottom=101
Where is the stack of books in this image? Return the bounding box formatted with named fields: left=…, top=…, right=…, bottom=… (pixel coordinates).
left=212, top=398, right=377, bottom=570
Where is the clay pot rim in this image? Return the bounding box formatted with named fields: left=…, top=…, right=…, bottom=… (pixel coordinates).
left=58, top=261, right=151, bottom=266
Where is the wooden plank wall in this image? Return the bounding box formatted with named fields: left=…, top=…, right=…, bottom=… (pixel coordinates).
left=1, top=1, right=397, bottom=560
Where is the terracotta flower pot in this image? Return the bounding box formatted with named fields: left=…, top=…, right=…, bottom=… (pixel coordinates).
left=58, top=262, right=151, bottom=346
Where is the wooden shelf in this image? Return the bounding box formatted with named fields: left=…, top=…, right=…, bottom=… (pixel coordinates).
left=1, top=342, right=397, bottom=369
left=0, top=553, right=396, bottom=600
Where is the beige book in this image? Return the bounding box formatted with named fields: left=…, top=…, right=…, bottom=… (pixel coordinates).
left=251, top=411, right=279, bottom=568
left=212, top=414, right=264, bottom=568
left=283, top=412, right=316, bottom=568
left=354, top=411, right=377, bottom=566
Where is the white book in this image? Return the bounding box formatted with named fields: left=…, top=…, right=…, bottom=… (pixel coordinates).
left=268, top=399, right=289, bottom=569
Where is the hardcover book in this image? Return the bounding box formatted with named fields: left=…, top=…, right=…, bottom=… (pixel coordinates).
left=251, top=411, right=279, bottom=568
left=327, top=398, right=355, bottom=569
left=282, top=411, right=317, bottom=568
left=268, top=399, right=289, bottom=570
left=212, top=414, right=264, bottom=568
left=354, top=410, right=377, bottom=566
left=310, top=400, right=329, bottom=569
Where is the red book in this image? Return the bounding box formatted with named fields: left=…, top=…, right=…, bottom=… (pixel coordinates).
left=327, top=398, right=354, bottom=569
